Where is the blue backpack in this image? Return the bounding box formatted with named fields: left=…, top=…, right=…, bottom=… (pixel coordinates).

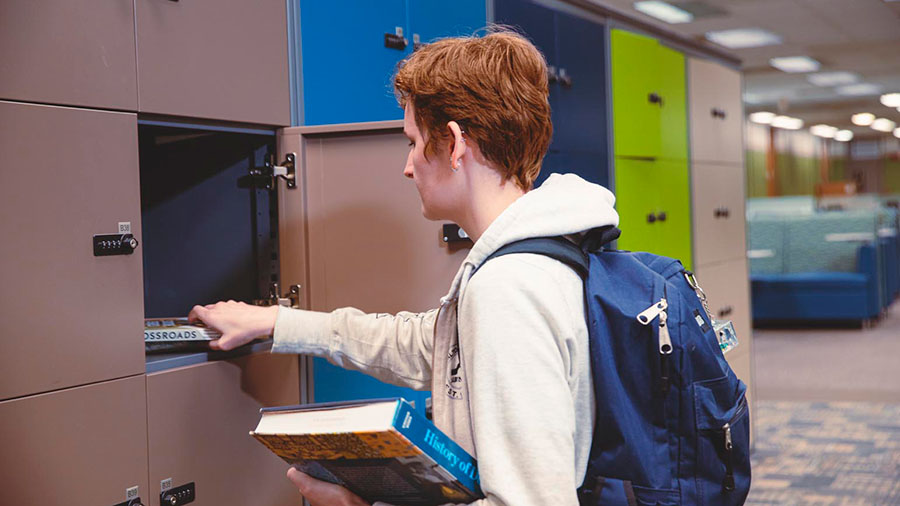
left=484, top=227, right=751, bottom=506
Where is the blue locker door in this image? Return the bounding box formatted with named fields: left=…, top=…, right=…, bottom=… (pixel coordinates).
left=553, top=12, right=609, bottom=187
left=493, top=0, right=560, bottom=154
left=313, top=358, right=430, bottom=416
left=535, top=151, right=608, bottom=188
left=408, top=0, right=486, bottom=48
left=300, top=0, right=408, bottom=125
left=535, top=151, right=566, bottom=188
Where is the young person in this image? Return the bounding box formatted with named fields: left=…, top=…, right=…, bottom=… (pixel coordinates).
left=189, top=31, right=619, bottom=505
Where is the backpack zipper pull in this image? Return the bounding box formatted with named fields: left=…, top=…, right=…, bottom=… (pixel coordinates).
left=658, top=309, right=673, bottom=355
left=637, top=298, right=667, bottom=325
left=723, top=423, right=735, bottom=492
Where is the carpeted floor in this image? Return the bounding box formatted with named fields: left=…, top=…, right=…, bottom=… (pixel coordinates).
left=747, top=301, right=900, bottom=505
left=746, top=401, right=900, bottom=505
left=753, top=303, right=900, bottom=403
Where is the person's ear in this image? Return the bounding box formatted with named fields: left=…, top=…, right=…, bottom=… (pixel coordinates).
left=447, top=121, right=466, bottom=170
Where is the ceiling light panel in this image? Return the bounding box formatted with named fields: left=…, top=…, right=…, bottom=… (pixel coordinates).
left=705, top=28, right=783, bottom=49
left=834, top=130, right=854, bottom=142
left=807, top=72, right=859, bottom=87
left=852, top=113, right=876, bottom=126
left=634, top=1, right=694, bottom=24
left=871, top=118, right=897, bottom=132
left=771, top=116, right=803, bottom=130
left=835, top=83, right=883, bottom=96
left=880, top=93, right=900, bottom=107
left=810, top=124, right=838, bottom=138
left=770, top=56, right=820, bottom=73
left=749, top=112, right=775, bottom=124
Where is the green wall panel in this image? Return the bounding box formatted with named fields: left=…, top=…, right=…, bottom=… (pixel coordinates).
left=777, top=155, right=818, bottom=196
left=829, top=157, right=847, bottom=183
left=746, top=149, right=767, bottom=198
left=885, top=160, right=900, bottom=193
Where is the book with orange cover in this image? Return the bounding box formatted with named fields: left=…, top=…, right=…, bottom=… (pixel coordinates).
left=250, top=398, right=481, bottom=505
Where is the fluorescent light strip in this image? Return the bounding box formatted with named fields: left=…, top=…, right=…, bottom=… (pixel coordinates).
left=836, top=83, right=882, bottom=96
left=770, top=56, right=820, bottom=73
left=634, top=1, right=694, bottom=24
left=749, top=112, right=775, bottom=124
left=705, top=28, right=783, bottom=49
left=807, top=71, right=859, bottom=87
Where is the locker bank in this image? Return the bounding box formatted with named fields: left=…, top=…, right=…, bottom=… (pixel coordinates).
left=2, top=0, right=898, bottom=505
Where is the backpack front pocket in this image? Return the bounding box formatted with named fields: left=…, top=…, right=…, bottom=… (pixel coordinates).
left=693, top=376, right=751, bottom=506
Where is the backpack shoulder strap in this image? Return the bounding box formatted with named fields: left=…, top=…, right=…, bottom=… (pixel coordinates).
left=479, top=236, right=589, bottom=279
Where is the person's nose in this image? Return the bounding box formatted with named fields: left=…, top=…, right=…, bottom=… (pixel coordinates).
left=403, top=152, right=414, bottom=179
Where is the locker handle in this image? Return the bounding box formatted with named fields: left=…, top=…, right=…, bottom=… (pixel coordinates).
left=548, top=66, right=559, bottom=84
left=718, top=306, right=733, bottom=318
left=647, top=213, right=657, bottom=224
left=558, top=68, right=573, bottom=87
left=711, top=108, right=727, bottom=119
left=648, top=92, right=663, bottom=106
left=657, top=211, right=667, bottom=222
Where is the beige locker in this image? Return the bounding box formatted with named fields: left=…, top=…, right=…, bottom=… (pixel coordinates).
left=692, top=258, right=752, bottom=354
left=0, top=0, right=138, bottom=110
left=0, top=375, right=149, bottom=506
left=0, top=101, right=145, bottom=401
left=146, top=353, right=301, bottom=506
left=690, top=162, right=748, bottom=266
left=135, top=0, right=290, bottom=126
left=687, top=58, right=744, bottom=166
left=277, top=121, right=469, bottom=314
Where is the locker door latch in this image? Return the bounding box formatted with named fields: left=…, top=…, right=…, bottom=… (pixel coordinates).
left=385, top=26, right=408, bottom=50
left=254, top=282, right=301, bottom=309
left=242, top=153, right=297, bottom=190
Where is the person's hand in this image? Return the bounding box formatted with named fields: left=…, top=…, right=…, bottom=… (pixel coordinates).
left=287, top=468, right=370, bottom=506
left=187, top=300, right=279, bottom=351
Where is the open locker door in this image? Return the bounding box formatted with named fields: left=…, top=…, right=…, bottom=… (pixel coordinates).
left=276, top=121, right=471, bottom=411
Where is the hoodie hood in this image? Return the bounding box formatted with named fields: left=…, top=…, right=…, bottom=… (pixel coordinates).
left=442, top=173, right=618, bottom=301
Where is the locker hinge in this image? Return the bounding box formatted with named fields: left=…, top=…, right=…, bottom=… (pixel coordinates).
left=241, top=153, right=297, bottom=190
left=254, top=282, right=301, bottom=309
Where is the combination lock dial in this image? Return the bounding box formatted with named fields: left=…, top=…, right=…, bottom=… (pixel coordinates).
left=93, top=233, right=139, bottom=256
left=160, top=482, right=195, bottom=505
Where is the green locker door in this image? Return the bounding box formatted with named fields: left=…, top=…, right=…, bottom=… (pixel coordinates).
left=611, top=29, right=660, bottom=159
left=655, top=159, right=693, bottom=269
left=656, top=44, right=688, bottom=161
left=614, top=157, right=660, bottom=254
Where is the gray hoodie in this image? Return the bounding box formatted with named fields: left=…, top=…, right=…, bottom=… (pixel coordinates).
left=272, top=173, right=619, bottom=505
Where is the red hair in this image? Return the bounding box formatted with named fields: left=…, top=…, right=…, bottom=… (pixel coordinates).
left=394, top=30, right=553, bottom=190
